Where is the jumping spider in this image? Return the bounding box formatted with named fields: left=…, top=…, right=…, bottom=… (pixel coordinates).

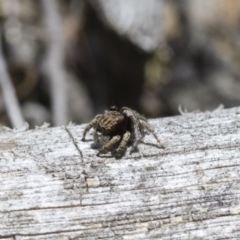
left=82, top=106, right=164, bottom=158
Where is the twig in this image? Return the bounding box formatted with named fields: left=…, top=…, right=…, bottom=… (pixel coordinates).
left=0, top=38, right=25, bottom=128
left=42, top=0, right=68, bottom=125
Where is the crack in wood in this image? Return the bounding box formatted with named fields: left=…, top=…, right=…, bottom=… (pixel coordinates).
left=0, top=236, right=15, bottom=240
left=65, top=127, right=83, bottom=160
left=0, top=204, right=82, bottom=214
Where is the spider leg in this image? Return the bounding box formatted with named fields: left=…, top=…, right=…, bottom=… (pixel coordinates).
left=99, top=135, right=111, bottom=146
left=97, top=135, right=121, bottom=156
left=92, top=131, right=111, bottom=149
left=131, top=123, right=144, bottom=152
left=91, top=130, right=101, bottom=149
left=139, top=119, right=164, bottom=148
left=82, top=114, right=101, bottom=141
left=121, top=107, right=142, bottom=151
left=93, top=129, right=99, bottom=144
left=116, top=131, right=131, bottom=159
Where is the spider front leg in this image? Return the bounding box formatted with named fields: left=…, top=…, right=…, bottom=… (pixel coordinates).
left=93, top=129, right=99, bottom=144
left=130, top=123, right=143, bottom=152
left=82, top=114, right=101, bottom=141
left=91, top=130, right=101, bottom=149
left=116, top=131, right=131, bottom=159
left=120, top=107, right=142, bottom=151
left=97, top=135, right=121, bottom=156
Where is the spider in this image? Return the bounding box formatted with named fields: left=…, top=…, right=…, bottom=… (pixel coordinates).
left=81, top=106, right=164, bottom=158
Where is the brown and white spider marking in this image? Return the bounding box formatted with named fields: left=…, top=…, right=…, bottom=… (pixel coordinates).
left=82, top=106, right=164, bottom=158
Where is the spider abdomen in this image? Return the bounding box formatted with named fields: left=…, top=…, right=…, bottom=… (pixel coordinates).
left=97, top=111, right=125, bottom=135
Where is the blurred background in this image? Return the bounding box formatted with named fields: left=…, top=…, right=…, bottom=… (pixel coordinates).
left=0, top=0, right=240, bottom=128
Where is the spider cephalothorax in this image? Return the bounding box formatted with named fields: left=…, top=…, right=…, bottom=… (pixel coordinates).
left=82, top=106, right=164, bottom=158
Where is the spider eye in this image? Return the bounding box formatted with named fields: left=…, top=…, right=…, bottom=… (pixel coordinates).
left=110, top=106, right=118, bottom=111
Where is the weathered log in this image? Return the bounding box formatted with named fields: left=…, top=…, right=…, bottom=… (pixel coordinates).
left=1, top=107, right=240, bottom=239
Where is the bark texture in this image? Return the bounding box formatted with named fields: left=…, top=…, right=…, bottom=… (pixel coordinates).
left=1, top=107, right=240, bottom=239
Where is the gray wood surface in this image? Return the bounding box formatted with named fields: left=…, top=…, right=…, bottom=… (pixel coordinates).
left=1, top=107, right=240, bottom=239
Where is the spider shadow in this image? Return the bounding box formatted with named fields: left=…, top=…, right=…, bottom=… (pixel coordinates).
left=83, top=139, right=93, bottom=142
left=91, top=142, right=101, bottom=149
left=96, top=154, right=115, bottom=159
left=141, top=141, right=161, bottom=149
left=89, top=140, right=161, bottom=160
left=90, top=143, right=127, bottom=159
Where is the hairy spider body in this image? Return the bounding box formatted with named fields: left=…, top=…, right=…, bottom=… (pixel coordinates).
left=82, top=106, right=163, bottom=158
left=95, top=111, right=126, bottom=136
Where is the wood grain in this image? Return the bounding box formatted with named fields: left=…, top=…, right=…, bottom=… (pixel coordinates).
left=1, top=107, right=240, bottom=239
